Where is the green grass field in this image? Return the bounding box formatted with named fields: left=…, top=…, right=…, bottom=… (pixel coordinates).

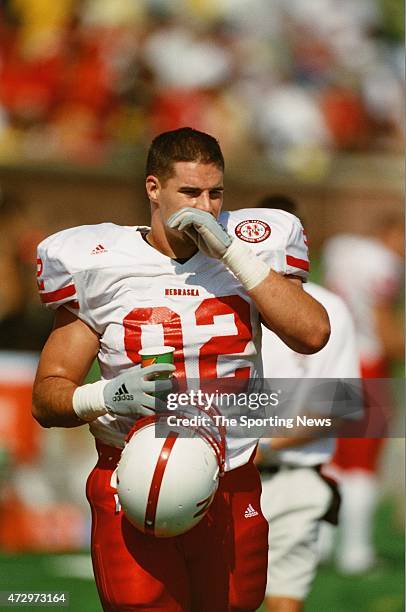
left=0, top=499, right=403, bottom=611
left=304, top=500, right=405, bottom=612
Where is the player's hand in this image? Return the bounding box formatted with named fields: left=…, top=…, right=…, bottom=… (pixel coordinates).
left=167, top=208, right=232, bottom=259
left=103, top=363, right=176, bottom=416
left=168, top=207, right=270, bottom=291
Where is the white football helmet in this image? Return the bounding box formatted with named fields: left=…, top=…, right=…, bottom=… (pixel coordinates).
left=116, top=411, right=225, bottom=538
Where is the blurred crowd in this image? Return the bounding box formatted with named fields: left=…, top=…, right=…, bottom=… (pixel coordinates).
left=0, top=0, right=404, bottom=176
left=0, top=190, right=51, bottom=351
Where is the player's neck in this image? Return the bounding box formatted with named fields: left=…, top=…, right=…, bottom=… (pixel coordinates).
left=146, top=226, right=198, bottom=260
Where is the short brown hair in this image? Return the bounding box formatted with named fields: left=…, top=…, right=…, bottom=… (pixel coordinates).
left=257, top=194, right=298, bottom=216
left=146, top=127, right=224, bottom=183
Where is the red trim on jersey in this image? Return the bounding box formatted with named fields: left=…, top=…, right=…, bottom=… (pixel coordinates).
left=36, top=258, right=43, bottom=277
left=144, top=433, right=178, bottom=535
left=40, top=284, right=76, bottom=304
left=286, top=255, right=309, bottom=271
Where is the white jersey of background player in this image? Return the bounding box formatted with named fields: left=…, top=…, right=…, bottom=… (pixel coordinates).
left=322, top=233, right=403, bottom=366
left=37, top=207, right=309, bottom=471
left=259, top=282, right=360, bottom=610
left=261, top=282, right=360, bottom=463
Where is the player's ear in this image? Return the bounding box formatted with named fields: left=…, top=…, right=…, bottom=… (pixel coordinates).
left=146, top=175, right=160, bottom=203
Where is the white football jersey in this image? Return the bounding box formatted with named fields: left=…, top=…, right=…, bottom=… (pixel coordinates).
left=261, top=283, right=361, bottom=466
left=322, top=234, right=403, bottom=363
left=37, top=208, right=309, bottom=470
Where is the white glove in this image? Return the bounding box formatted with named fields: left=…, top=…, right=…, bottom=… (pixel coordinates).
left=72, top=363, right=175, bottom=421
left=167, top=208, right=270, bottom=291
left=167, top=208, right=232, bottom=259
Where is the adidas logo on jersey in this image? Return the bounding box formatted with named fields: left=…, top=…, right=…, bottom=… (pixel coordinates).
left=244, top=504, right=259, bottom=518
left=91, top=244, right=107, bottom=255
left=113, top=383, right=134, bottom=402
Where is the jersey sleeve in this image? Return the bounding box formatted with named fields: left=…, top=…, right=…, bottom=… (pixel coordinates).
left=222, top=208, right=310, bottom=280
left=36, top=232, right=80, bottom=312
left=283, top=218, right=310, bottom=279
left=372, top=257, right=403, bottom=304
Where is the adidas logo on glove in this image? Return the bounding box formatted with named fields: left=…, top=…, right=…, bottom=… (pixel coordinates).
left=113, top=383, right=134, bottom=402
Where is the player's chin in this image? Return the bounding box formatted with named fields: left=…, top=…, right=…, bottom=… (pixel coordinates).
left=182, top=232, right=198, bottom=247
left=169, top=226, right=195, bottom=244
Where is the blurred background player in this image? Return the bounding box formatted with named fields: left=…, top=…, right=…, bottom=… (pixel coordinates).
left=321, top=214, right=404, bottom=573
left=256, top=195, right=361, bottom=612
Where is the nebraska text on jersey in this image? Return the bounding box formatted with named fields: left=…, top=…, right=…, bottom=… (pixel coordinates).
left=165, top=288, right=200, bottom=296
left=235, top=219, right=271, bottom=243
left=36, top=209, right=309, bottom=470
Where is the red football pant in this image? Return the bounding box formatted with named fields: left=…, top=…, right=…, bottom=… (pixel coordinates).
left=86, top=442, right=268, bottom=611
left=332, top=359, right=390, bottom=473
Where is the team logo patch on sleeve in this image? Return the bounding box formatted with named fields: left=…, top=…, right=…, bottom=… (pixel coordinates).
left=235, top=220, right=271, bottom=243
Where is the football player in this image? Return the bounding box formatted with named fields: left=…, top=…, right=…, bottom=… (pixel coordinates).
left=256, top=196, right=361, bottom=612
left=32, top=127, right=330, bottom=611
left=260, top=281, right=360, bottom=612
left=322, top=215, right=404, bottom=573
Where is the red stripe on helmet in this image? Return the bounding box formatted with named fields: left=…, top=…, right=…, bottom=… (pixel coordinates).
left=144, top=432, right=178, bottom=535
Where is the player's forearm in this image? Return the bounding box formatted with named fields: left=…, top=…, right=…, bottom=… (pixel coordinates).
left=32, top=377, right=85, bottom=428
left=249, top=271, right=330, bottom=354
left=33, top=361, right=174, bottom=428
